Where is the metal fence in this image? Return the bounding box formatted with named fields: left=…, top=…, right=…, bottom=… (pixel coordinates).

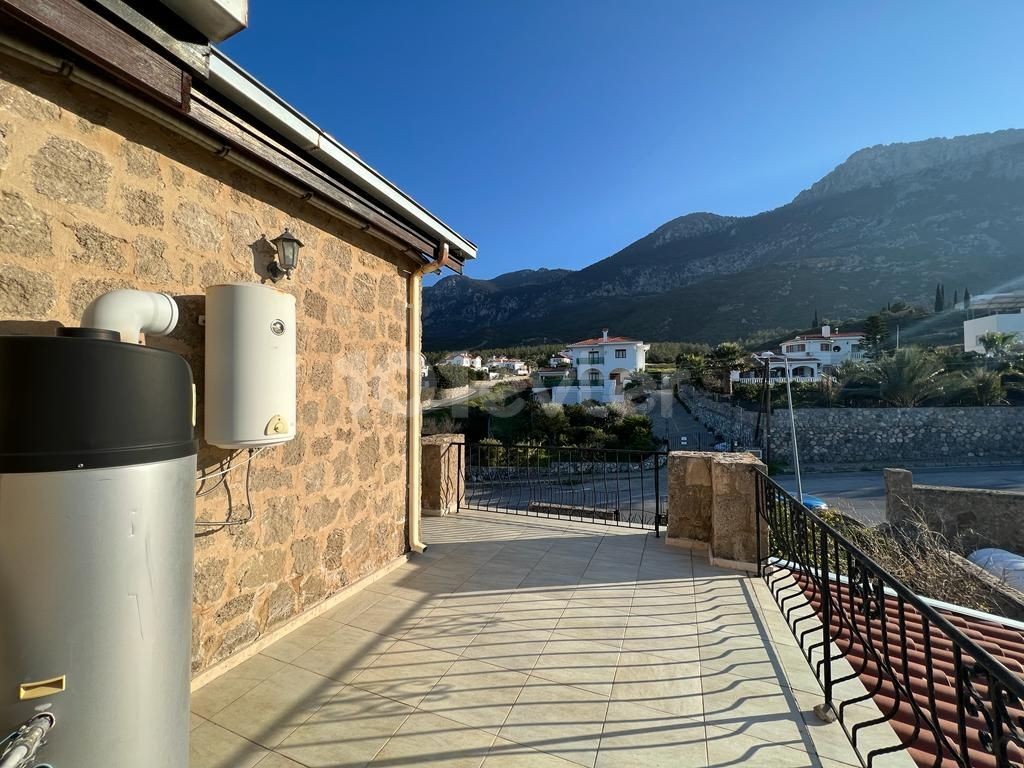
left=755, top=471, right=1024, bottom=768
left=459, top=442, right=667, bottom=533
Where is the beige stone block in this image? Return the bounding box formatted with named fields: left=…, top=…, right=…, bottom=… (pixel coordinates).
left=421, top=434, right=464, bottom=516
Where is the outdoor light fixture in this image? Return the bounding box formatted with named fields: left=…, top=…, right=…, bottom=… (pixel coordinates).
left=267, top=228, right=303, bottom=281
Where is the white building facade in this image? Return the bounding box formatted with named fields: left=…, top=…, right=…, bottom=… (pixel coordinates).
left=444, top=352, right=483, bottom=369
left=548, top=329, right=649, bottom=404
left=732, top=326, right=865, bottom=384
left=964, top=311, right=1024, bottom=354
left=487, top=356, right=530, bottom=376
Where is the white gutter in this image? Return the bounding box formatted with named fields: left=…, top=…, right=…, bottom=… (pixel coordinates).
left=206, top=49, right=477, bottom=261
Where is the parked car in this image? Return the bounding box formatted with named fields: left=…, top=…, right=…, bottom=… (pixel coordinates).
left=800, top=494, right=829, bottom=511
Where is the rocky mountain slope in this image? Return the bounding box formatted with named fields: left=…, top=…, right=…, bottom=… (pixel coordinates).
left=424, top=130, right=1024, bottom=349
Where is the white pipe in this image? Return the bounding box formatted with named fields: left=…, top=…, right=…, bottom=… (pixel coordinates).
left=405, top=246, right=451, bottom=554
left=81, top=290, right=179, bottom=344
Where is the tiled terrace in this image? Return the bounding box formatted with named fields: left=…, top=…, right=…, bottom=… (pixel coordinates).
left=190, top=510, right=865, bottom=768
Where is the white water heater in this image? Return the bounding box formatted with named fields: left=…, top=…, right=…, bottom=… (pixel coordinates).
left=205, top=283, right=296, bottom=448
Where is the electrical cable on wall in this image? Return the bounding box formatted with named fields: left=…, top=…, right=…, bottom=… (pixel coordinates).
left=194, top=448, right=259, bottom=527
left=195, top=447, right=264, bottom=486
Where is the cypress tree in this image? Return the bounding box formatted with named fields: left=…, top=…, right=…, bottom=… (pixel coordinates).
left=934, top=283, right=944, bottom=312
left=964, top=287, right=971, bottom=308
left=813, top=308, right=819, bottom=328
left=862, top=314, right=889, bottom=359
left=953, top=289, right=959, bottom=306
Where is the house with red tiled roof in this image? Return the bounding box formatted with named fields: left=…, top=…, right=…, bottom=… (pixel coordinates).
left=732, top=325, right=866, bottom=383
left=540, top=329, right=650, bottom=404
left=781, top=324, right=865, bottom=369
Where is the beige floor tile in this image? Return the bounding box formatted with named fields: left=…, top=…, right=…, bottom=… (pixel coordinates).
left=401, top=609, right=491, bottom=653
left=191, top=713, right=207, bottom=730
left=275, top=684, right=413, bottom=768
left=610, top=651, right=703, bottom=719
left=482, top=737, right=584, bottom=767
left=420, top=659, right=530, bottom=733
left=596, top=701, right=708, bottom=767
left=533, top=635, right=621, bottom=696
left=461, top=620, right=552, bottom=673
left=705, top=723, right=824, bottom=767
left=262, top=617, right=344, bottom=663
left=351, top=639, right=459, bottom=707
left=190, top=720, right=268, bottom=768
left=491, top=598, right=567, bottom=629
left=211, top=664, right=344, bottom=748
left=698, top=668, right=805, bottom=745
left=291, top=624, right=397, bottom=683
left=253, top=753, right=306, bottom=768
left=320, top=587, right=388, bottom=624
left=498, top=676, right=610, bottom=768
left=554, top=605, right=630, bottom=647
left=369, top=711, right=496, bottom=767
left=620, top=614, right=701, bottom=663
left=192, top=654, right=288, bottom=719
left=347, top=595, right=436, bottom=637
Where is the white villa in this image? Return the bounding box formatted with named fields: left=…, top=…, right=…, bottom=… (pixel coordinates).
left=442, top=352, right=484, bottom=369
left=964, top=310, right=1024, bottom=354
left=732, top=325, right=865, bottom=383
left=541, top=329, right=649, bottom=404
left=548, top=353, right=572, bottom=367
left=487, top=356, right=530, bottom=376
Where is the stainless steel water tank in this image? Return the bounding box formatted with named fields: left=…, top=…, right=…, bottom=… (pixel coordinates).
left=0, top=329, right=197, bottom=767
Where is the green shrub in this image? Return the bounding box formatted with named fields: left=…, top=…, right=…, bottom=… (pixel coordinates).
left=435, top=364, right=469, bottom=389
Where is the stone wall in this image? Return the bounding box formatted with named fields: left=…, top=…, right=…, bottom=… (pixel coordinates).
left=0, top=54, right=414, bottom=674
left=885, top=469, right=1024, bottom=554
left=678, top=387, right=1024, bottom=470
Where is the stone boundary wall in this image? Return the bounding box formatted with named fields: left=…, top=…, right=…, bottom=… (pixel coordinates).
left=678, top=387, right=1024, bottom=470
left=676, top=386, right=757, bottom=446
left=885, top=469, right=1024, bottom=554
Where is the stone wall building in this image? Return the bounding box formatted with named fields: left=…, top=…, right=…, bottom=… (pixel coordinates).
left=0, top=4, right=475, bottom=677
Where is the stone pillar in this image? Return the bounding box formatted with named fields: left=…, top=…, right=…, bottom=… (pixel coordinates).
left=666, top=452, right=715, bottom=547
left=709, top=453, right=768, bottom=569
left=883, top=468, right=915, bottom=526
left=421, top=434, right=464, bottom=516
left=667, top=451, right=767, bottom=572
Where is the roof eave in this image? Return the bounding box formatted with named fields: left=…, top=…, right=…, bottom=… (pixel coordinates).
left=206, top=49, right=477, bottom=263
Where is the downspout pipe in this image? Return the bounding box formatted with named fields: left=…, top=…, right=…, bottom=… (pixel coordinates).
left=81, top=289, right=179, bottom=344
left=406, top=244, right=451, bottom=554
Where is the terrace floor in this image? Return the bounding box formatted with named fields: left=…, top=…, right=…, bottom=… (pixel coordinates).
left=190, top=510, right=864, bottom=768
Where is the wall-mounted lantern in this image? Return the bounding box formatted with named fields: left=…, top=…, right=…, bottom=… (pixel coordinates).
left=267, top=228, right=303, bottom=282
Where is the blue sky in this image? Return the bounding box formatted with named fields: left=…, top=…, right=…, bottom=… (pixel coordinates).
left=222, top=2, right=1024, bottom=281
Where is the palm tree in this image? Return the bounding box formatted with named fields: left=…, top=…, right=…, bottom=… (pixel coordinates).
left=869, top=347, right=944, bottom=407
left=978, top=331, right=1020, bottom=370
left=676, top=352, right=708, bottom=388
left=817, top=359, right=868, bottom=406
left=953, top=367, right=1007, bottom=406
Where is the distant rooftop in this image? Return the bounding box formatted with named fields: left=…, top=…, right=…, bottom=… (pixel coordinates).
left=568, top=336, right=642, bottom=347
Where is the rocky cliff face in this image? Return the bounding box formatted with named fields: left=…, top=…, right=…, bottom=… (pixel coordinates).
left=425, top=130, right=1024, bottom=349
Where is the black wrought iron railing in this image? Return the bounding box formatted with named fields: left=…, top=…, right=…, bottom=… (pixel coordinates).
left=755, top=471, right=1024, bottom=768
left=459, top=442, right=666, bottom=533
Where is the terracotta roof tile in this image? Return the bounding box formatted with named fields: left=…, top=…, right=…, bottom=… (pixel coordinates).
left=794, top=575, right=1024, bottom=768
left=568, top=336, right=640, bottom=346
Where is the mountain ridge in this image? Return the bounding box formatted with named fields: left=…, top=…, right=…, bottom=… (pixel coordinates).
left=424, top=129, right=1024, bottom=350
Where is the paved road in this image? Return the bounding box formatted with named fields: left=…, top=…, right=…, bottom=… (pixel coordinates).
left=775, top=466, right=1024, bottom=524
left=640, top=390, right=712, bottom=450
